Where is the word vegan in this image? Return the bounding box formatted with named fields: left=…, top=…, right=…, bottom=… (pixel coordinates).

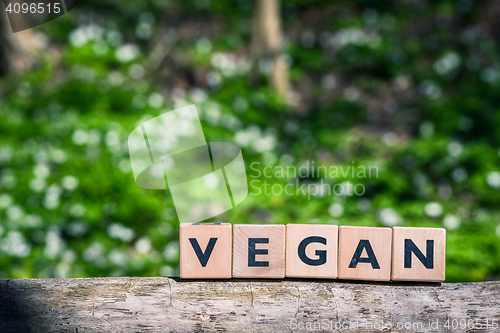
left=179, top=224, right=445, bottom=282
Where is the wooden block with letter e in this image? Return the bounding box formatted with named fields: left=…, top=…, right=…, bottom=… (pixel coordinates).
left=338, top=226, right=392, bottom=281
left=233, top=224, right=285, bottom=278
left=179, top=223, right=232, bottom=279
left=391, top=227, right=446, bottom=282
left=285, top=224, right=338, bottom=278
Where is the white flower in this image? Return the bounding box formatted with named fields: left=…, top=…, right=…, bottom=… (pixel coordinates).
left=0, top=193, right=13, bottom=209
left=44, top=185, right=61, bottom=210
left=232, top=96, right=248, bottom=113
left=135, top=237, right=152, bottom=254
left=33, top=163, right=50, bottom=178
left=452, top=168, right=467, bottom=183
left=109, top=249, right=129, bottom=267
left=163, top=241, right=179, bottom=260
left=107, top=223, right=135, bottom=242
left=419, top=80, right=441, bottom=100
left=83, top=243, right=106, bottom=265
left=447, top=141, right=463, bottom=157
left=115, top=44, right=140, bottom=63
left=44, top=228, right=65, bottom=259
left=419, top=121, right=434, bottom=137
left=6, top=205, right=24, bottom=221
left=72, top=129, right=88, bottom=146
left=69, top=28, right=88, bottom=47
left=481, top=67, right=499, bottom=83
left=0, top=231, right=31, bottom=257
left=486, top=171, right=500, bottom=189
left=30, top=178, right=46, bottom=192
left=425, top=202, right=443, bottom=217
left=160, top=266, right=175, bottom=276
left=129, top=64, right=145, bottom=80
left=107, top=71, right=124, bottom=86
left=196, top=37, right=212, bottom=55
left=443, top=215, right=461, bottom=230
left=148, top=92, right=164, bottom=108
left=62, top=176, right=79, bottom=191
left=376, top=208, right=402, bottom=227
left=434, top=52, right=460, bottom=75
left=328, top=203, right=344, bottom=217
left=69, top=203, right=87, bottom=217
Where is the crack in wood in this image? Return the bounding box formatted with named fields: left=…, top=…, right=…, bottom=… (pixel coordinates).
left=294, top=285, right=300, bottom=318
left=248, top=281, right=256, bottom=321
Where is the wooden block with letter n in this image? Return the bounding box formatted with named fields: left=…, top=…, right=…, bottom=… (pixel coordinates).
left=391, top=227, right=446, bottom=282
left=338, top=226, right=392, bottom=281
left=232, top=224, right=285, bottom=278
left=285, top=224, right=338, bottom=278
left=179, top=223, right=232, bottom=279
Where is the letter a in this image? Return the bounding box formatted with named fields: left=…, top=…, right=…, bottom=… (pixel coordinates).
left=348, top=239, right=380, bottom=269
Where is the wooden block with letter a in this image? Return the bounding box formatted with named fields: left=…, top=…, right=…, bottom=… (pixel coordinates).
left=391, top=227, right=446, bottom=282
left=232, top=224, right=285, bottom=278
left=179, top=223, right=232, bottom=279
left=337, top=226, right=392, bottom=281
left=285, top=224, right=338, bottom=278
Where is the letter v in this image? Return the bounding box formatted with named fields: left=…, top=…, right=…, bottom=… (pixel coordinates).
left=189, top=238, right=218, bottom=267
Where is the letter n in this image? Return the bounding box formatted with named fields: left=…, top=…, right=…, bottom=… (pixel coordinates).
left=404, top=239, right=433, bottom=269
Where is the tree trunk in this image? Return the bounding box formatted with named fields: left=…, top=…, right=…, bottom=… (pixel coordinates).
left=250, top=0, right=290, bottom=102
left=1, top=277, right=500, bottom=332
left=0, top=12, right=11, bottom=76
left=0, top=11, right=45, bottom=78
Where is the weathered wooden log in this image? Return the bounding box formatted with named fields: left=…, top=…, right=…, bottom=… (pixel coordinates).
left=0, top=277, right=499, bottom=332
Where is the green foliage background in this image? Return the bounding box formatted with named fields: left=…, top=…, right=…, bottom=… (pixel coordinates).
left=1, top=0, right=499, bottom=281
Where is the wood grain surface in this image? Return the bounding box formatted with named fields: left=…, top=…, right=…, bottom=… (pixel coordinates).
left=233, top=224, right=285, bottom=278
left=179, top=223, right=232, bottom=279
left=285, top=224, right=338, bottom=279
left=338, top=226, right=392, bottom=281
left=1, top=277, right=499, bottom=332
left=392, top=227, right=446, bottom=282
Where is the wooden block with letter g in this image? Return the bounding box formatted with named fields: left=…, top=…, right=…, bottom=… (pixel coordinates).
left=338, top=226, right=392, bottom=281
left=285, top=224, right=338, bottom=278
left=233, top=224, right=285, bottom=278
left=391, top=227, right=446, bottom=282
left=179, top=223, right=232, bottom=279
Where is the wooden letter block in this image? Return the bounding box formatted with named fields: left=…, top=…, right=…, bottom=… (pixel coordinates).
left=232, top=224, right=285, bottom=278
left=391, top=227, right=446, bottom=282
left=338, top=226, right=392, bottom=281
left=179, top=223, right=232, bottom=279
left=285, top=224, right=338, bottom=278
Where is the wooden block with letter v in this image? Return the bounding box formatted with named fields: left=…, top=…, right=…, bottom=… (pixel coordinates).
left=179, top=223, right=232, bottom=279
left=337, top=226, right=392, bottom=281
left=285, top=224, right=338, bottom=278
left=232, top=224, right=285, bottom=278
left=391, top=227, right=446, bottom=282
